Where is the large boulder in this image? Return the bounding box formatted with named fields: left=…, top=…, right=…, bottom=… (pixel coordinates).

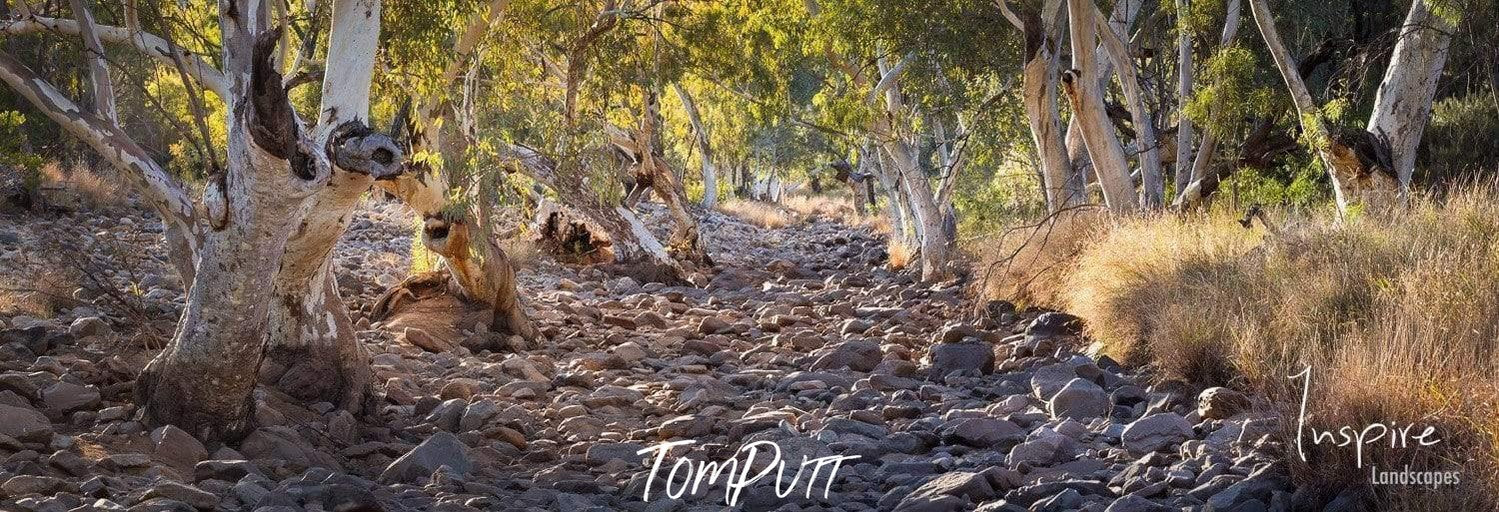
left=811, top=340, right=883, bottom=372
left=1048, top=378, right=1110, bottom=420
left=925, top=341, right=995, bottom=378
left=0, top=403, right=52, bottom=441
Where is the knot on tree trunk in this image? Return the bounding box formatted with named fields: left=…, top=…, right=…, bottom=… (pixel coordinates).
left=328, top=120, right=405, bottom=179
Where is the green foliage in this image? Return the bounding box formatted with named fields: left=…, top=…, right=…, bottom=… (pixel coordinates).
left=1419, top=92, right=1499, bottom=184
left=1185, top=46, right=1276, bottom=139
left=1165, top=0, right=1230, bottom=37
left=1217, top=158, right=1330, bottom=209
left=0, top=111, right=45, bottom=192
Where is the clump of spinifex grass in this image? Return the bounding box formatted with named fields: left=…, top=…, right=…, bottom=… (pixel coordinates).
left=982, top=192, right=1499, bottom=509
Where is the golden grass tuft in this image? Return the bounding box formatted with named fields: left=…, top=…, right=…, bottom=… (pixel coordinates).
left=973, top=207, right=1109, bottom=309
left=717, top=199, right=797, bottom=229
left=783, top=194, right=854, bottom=219
left=979, top=193, right=1499, bottom=508
left=886, top=241, right=916, bottom=270
left=39, top=163, right=122, bottom=210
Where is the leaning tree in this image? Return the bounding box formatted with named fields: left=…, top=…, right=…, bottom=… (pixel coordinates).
left=0, top=0, right=404, bottom=441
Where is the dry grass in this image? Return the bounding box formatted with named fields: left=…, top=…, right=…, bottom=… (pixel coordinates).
left=717, top=199, right=797, bottom=229
left=973, top=207, right=1109, bottom=308
left=0, top=266, right=78, bottom=319
left=38, top=163, right=122, bottom=211
left=980, top=194, right=1499, bottom=508
left=886, top=241, right=916, bottom=270
left=783, top=194, right=855, bottom=219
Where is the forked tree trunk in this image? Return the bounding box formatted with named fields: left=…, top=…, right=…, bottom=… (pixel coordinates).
left=626, top=89, right=710, bottom=269
left=1, top=1, right=401, bottom=441
left=1367, top=0, right=1453, bottom=189
left=873, top=54, right=949, bottom=280
left=1011, top=0, right=1080, bottom=211
left=672, top=83, right=718, bottom=209
left=1062, top=0, right=1138, bottom=212
left=260, top=0, right=395, bottom=412
left=867, top=145, right=911, bottom=247
left=1093, top=2, right=1163, bottom=207
left=135, top=29, right=352, bottom=441
left=1249, top=0, right=1399, bottom=211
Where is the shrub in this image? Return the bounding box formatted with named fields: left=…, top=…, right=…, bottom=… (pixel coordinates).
left=717, top=199, right=796, bottom=229
left=997, top=194, right=1499, bottom=509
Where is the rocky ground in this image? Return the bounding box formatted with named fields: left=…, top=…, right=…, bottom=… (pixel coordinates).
left=0, top=197, right=1296, bottom=511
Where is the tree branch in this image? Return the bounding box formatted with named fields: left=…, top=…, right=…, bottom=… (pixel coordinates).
left=866, top=50, right=917, bottom=104
left=68, top=0, right=118, bottom=124
left=0, top=48, right=194, bottom=225
left=0, top=15, right=229, bottom=98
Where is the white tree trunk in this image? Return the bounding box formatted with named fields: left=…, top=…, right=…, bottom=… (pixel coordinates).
left=1174, top=0, right=1195, bottom=189
left=1249, top=0, right=1399, bottom=211
left=1061, top=0, right=1141, bottom=193
left=873, top=55, right=948, bottom=280
left=1063, top=0, right=1138, bottom=212
left=1181, top=0, right=1242, bottom=205
left=135, top=27, right=344, bottom=441
left=2, top=2, right=402, bottom=440
left=1094, top=2, right=1163, bottom=207
left=259, top=0, right=394, bottom=412
left=68, top=0, right=117, bottom=124
left=672, top=82, right=718, bottom=208
left=1366, top=0, right=1453, bottom=189
left=1014, top=0, right=1080, bottom=211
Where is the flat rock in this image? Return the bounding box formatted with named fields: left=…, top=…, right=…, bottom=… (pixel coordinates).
left=1122, top=413, right=1194, bottom=454
left=1048, top=378, right=1109, bottom=420
left=926, top=341, right=994, bottom=377
left=0, top=403, right=52, bottom=441
left=41, top=381, right=100, bottom=414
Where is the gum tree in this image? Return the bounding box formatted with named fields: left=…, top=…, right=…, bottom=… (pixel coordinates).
left=0, top=0, right=402, bottom=440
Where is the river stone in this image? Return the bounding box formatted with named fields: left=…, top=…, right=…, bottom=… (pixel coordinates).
left=380, top=432, right=472, bottom=483
left=1122, top=413, right=1194, bottom=454
left=1048, top=378, right=1109, bottom=420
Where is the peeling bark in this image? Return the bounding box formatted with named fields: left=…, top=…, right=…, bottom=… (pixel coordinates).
left=0, top=16, right=230, bottom=97
left=260, top=0, right=398, bottom=413
left=1367, top=0, right=1453, bottom=189
left=1063, top=0, right=1138, bottom=213
left=136, top=28, right=335, bottom=441
left=1014, top=0, right=1080, bottom=211
left=68, top=0, right=117, bottom=125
